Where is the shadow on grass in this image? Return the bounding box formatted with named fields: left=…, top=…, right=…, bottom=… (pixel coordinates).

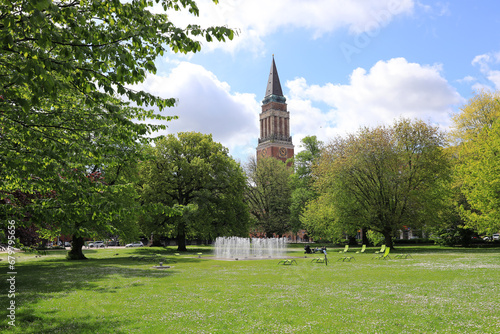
left=130, top=246, right=213, bottom=256
left=0, top=249, right=207, bottom=333
left=1, top=307, right=130, bottom=334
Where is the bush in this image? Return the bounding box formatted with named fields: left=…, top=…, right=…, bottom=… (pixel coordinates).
left=394, top=238, right=434, bottom=245
left=431, top=227, right=476, bottom=247
left=366, top=230, right=385, bottom=247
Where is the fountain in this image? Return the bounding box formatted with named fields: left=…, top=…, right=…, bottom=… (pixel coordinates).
left=214, top=236, right=287, bottom=259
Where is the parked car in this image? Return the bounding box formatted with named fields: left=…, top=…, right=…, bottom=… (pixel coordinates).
left=89, top=241, right=105, bottom=248
left=125, top=241, right=144, bottom=248
left=108, top=240, right=120, bottom=246
left=483, top=234, right=500, bottom=241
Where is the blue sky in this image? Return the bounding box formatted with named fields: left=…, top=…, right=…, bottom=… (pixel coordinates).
left=133, top=0, right=500, bottom=163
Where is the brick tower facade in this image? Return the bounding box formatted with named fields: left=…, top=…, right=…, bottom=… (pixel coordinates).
left=256, top=56, right=294, bottom=163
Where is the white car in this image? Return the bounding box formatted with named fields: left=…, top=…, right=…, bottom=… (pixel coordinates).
left=125, top=241, right=144, bottom=248
left=483, top=234, right=500, bottom=241
left=89, top=241, right=105, bottom=248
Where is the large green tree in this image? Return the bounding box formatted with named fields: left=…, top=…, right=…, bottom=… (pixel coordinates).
left=289, top=136, right=322, bottom=233
left=23, top=146, right=163, bottom=259
left=139, top=132, right=250, bottom=251
left=245, top=157, right=292, bottom=237
left=1, top=0, right=233, bottom=194
left=307, top=118, right=451, bottom=248
left=301, top=192, right=339, bottom=242
left=50, top=167, right=142, bottom=260
left=0, top=0, right=234, bottom=254
left=450, top=91, right=500, bottom=234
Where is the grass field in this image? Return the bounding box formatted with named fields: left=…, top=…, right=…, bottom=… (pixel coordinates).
left=1, top=244, right=499, bottom=333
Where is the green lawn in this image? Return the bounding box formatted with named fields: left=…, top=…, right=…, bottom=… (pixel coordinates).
left=1, top=245, right=499, bottom=333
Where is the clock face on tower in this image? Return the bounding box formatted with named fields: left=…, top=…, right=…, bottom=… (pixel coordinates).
left=261, top=148, right=267, bottom=158
left=279, top=147, right=287, bottom=158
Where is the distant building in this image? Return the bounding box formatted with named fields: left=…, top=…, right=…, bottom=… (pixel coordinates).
left=256, top=56, right=294, bottom=163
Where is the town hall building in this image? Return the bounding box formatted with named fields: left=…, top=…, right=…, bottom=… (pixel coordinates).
left=256, top=56, right=294, bottom=163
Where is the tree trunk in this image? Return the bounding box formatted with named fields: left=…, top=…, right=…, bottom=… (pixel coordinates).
left=383, top=230, right=394, bottom=249
left=361, top=228, right=371, bottom=246
left=151, top=234, right=163, bottom=247
left=67, top=236, right=87, bottom=260
left=176, top=222, right=187, bottom=251
left=347, top=235, right=358, bottom=246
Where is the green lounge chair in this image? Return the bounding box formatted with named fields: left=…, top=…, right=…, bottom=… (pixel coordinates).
left=375, top=244, right=386, bottom=254
left=372, top=247, right=391, bottom=260
left=311, top=257, right=325, bottom=263
left=394, top=253, right=413, bottom=259
left=338, top=245, right=349, bottom=253
left=356, top=245, right=366, bottom=254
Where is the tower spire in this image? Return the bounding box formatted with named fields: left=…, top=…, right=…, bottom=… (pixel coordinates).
left=265, top=55, right=284, bottom=98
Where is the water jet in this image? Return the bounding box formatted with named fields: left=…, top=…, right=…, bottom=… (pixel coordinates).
left=214, top=236, right=287, bottom=259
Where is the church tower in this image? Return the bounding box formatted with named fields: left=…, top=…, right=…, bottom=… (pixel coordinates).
left=256, top=56, right=294, bottom=163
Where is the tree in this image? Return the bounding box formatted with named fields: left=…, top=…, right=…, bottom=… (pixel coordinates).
left=1, top=0, right=233, bottom=195
left=309, top=118, right=451, bottom=248
left=0, top=0, right=234, bottom=255
left=293, top=136, right=323, bottom=179
left=430, top=186, right=476, bottom=247
left=58, top=170, right=142, bottom=260
left=449, top=90, right=500, bottom=145
left=289, top=136, right=322, bottom=233
left=24, top=154, right=153, bottom=259
left=139, top=132, right=249, bottom=251
left=301, top=192, right=340, bottom=242
left=450, top=90, right=500, bottom=234
left=246, top=157, right=292, bottom=237
left=458, top=122, right=500, bottom=234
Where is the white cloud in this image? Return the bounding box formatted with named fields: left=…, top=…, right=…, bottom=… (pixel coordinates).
left=487, top=71, right=500, bottom=90
left=132, top=58, right=463, bottom=161
left=286, top=97, right=337, bottom=152
left=159, top=0, right=415, bottom=53
left=286, top=57, right=463, bottom=147
left=417, top=1, right=450, bottom=17
left=472, top=51, right=500, bottom=91
left=132, top=62, right=260, bottom=161
left=472, top=54, right=493, bottom=73
left=457, top=75, right=476, bottom=84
